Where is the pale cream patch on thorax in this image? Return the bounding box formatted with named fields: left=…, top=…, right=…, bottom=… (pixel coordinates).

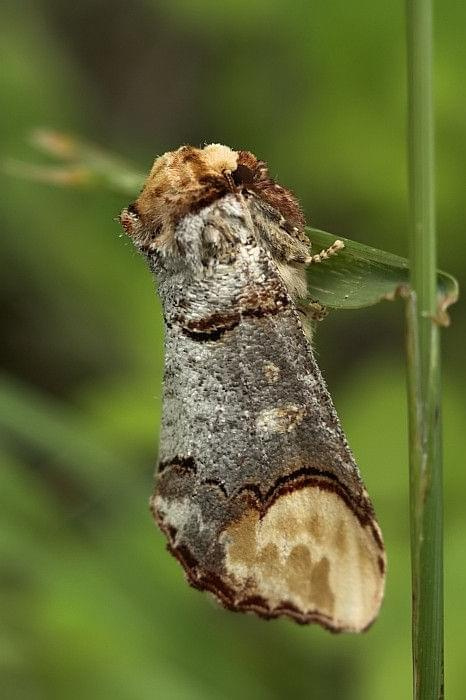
left=263, top=362, right=280, bottom=383
left=202, top=143, right=238, bottom=174
left=221, top=486, right=385, bottom=632
left=256, top=404, right=306, bottom=433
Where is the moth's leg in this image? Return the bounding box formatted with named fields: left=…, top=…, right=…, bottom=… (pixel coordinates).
left=305, top=300, right=328, bottom=321
left=248, top=197, right=310, bottom=263
left=304, top=239, right=344, bottom=265
left=281, top=239, right=344, bottom=265
left=297, top=300, right=328, bottom=341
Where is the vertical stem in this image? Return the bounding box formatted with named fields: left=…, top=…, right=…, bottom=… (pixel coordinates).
left=406, top=1, right=443, bottom=698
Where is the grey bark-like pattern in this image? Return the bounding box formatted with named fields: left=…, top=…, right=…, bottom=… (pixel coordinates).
left=119, top=144, right=385, bottom=631
left=144, top=195, right=385, bottom=631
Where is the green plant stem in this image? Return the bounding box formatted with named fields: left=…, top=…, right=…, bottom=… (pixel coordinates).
left=406, top=0, right=443, bottom=697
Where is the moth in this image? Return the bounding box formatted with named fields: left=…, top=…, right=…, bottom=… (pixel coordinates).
left=119, top=144, right=385, bottom=632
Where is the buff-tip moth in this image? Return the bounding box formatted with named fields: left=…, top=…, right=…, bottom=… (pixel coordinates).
left=119, top=144, right=385, bottom=632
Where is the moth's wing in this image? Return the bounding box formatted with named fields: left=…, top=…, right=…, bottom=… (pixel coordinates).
left=151, top=196, right=385, bottom=632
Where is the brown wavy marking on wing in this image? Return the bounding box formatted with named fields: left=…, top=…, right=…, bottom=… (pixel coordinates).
left=152, top=471, right=385, bottom=633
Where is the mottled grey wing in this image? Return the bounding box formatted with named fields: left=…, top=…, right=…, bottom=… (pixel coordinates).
left=150, top=194, right=385, bottom=632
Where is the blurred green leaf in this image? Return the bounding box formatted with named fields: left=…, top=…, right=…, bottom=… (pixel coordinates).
left=0, top=374, right=134, bottom=496
left=306, top=229, right=458, bottom=324
left=4, top=129, right=145, bottom=195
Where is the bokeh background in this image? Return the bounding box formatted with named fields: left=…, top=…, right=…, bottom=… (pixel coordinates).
left=1, top=1, right=464, bottom=698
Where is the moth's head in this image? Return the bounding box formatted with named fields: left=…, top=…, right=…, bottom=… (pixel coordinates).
left=119, top=143, right=304, bottom=253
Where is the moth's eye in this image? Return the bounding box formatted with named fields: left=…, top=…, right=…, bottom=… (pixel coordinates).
left=127, top=203, right=140, bottom=217
left=231, top=164, right=255, bottom=186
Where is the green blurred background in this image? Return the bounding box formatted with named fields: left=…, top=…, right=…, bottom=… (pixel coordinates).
left=1, top=1, right=464, bottom=698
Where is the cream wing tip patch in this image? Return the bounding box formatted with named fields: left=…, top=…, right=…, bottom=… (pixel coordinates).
left=221, top=484, right=385, bottom=632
